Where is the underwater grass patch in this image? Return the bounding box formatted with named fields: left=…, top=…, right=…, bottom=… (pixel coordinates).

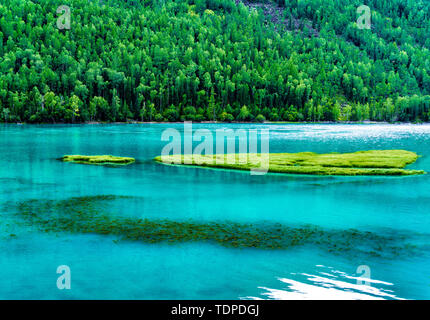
left=61, top=155, right=135, bottom=166
left=12, top=195, right=417, bottom=258
left=154, top=150, right=425, bottom=176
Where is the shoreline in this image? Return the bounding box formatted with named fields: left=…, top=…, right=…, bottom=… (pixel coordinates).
left=2, top=120, right=429, bottom=125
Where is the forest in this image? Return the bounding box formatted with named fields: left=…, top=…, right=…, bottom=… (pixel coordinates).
left=1, top=0, right=430, bottom=123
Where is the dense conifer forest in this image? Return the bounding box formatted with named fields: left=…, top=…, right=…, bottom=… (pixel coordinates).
left=1, top=0, right=430, bottom=123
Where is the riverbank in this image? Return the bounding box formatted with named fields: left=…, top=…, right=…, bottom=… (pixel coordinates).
left=3, top=120, right=429, bottom=125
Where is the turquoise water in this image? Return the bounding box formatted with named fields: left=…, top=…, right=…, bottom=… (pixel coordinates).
left=1, top=123, right=430, bottom=300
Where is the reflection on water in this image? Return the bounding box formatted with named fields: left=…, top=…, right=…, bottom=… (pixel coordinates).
left=249, top=265, right=404, bottom=300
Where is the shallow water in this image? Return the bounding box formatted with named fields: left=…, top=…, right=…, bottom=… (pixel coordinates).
left=1, top=123, right=430, bottom=299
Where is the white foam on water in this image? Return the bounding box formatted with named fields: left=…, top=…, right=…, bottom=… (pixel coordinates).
left=245, top=265, right=404, bottom=300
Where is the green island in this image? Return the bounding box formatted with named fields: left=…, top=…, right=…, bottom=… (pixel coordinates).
left=61, top=155, right=135, bottom=166
left=155, top=150, right=425, bottom=176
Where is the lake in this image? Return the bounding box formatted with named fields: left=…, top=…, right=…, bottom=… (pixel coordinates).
left=1, top=123, right=430, bottom=299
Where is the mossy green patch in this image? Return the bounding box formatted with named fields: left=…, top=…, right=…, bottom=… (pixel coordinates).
left=154, top=150, right=425, bottom=176
left=12, top=195, right=417, bottom=258
left=61, top=155, right=135, bottom=166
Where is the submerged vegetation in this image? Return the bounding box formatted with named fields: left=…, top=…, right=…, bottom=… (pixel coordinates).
left=2, top=0, right=430, bottom=123
left=155, top=150, right=426, bottom=176
left=61, top=155, right=135, bottom=165
left=13, top=195, right=417, bottom=258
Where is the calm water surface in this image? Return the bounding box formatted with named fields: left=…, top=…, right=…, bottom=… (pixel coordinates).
left=1, top=123, right=430, bottom=299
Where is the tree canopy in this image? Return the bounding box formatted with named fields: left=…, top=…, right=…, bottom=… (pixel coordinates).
left=1, top=0, right=430, bottom=123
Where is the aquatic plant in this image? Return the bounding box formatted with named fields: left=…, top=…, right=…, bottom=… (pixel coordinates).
left=12, top=195, right=418, bottom=259
left=154, top=150, right=425, bottom=176
left=61, top=155, right=135, bottom=166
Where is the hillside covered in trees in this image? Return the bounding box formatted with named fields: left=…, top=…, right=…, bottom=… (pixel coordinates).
left=1, top=0, right=430, bottom=123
